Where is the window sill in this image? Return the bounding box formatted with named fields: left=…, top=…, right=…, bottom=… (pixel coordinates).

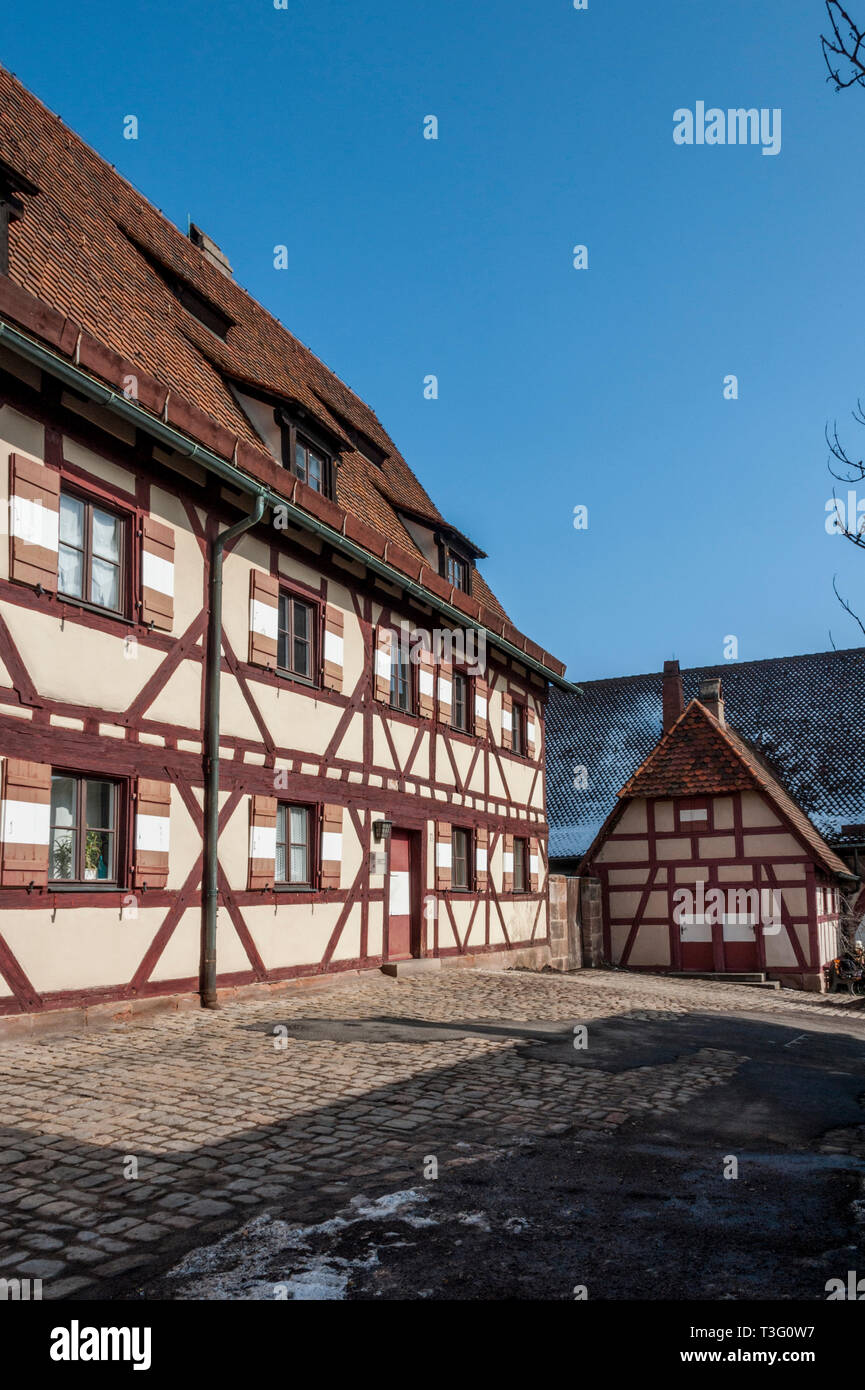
left=275, top=669, right=319, bottom=692
left=56, top=592, right=133, bottom=625
left=50, top=883, right=124, bottom=893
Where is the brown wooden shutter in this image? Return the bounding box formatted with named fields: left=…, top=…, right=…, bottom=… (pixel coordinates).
left=435, top=821, right=452, bottom=891
left=527, top=707, right=538, bottom=758
left=248, top=794, right=277, bottom=891
left=9, top=453, right=60, bottom=591
left=321, top=804, right=343, bottom=889
left=134, top=778, right=171, bottom=888
left=474, top=678, right=488, bottom=738
left=503, top=832, right=514, bottom=893
left=417, top=645, right=435, bottom=718
left=0, top=758, right=51, bottom=886
left=374, top=625, right=393, bottom=703
left=141, top=516, right=175, bottom=631
left=249, top=570, right=279, bottom=668
left=529, top=837, right=540, bottom=892
left=501, top=692, right=513, bottom=747
left=437, top=659, right=452, bottom=725
left=475, top=824, right=488, bottom=890
left=322, top=603, right=344, bottom=692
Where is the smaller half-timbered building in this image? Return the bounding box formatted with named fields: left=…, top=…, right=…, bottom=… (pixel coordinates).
left=577, top=667, right=857, bottom=990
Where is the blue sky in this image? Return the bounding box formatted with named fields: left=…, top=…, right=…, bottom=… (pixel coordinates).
left=3, top=0, right=865, bottom=680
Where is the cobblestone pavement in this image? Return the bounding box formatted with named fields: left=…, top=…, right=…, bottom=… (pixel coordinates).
left=1, top=967, right=863, bottom=1299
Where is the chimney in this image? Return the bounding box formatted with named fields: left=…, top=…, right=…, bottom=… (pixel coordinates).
left=698, top=676, right=725, bottom=726
left=662, top=659, right=684, bottom=732
left=188, top=222, right=233, bottom=278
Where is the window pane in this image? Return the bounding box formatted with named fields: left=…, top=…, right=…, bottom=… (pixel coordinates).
left=50, top=827, right=76, bottom=880
left=289, top=844, right=308, bottom=883
left=91, top=556, right=119, bottom=610
left=293, top=637, right=310, bottom=676
left=453, top=674, right=466, bottom=728
left=293, top=602, right=309, bottom=641
left=514, top=840, right=526, bottom=891
left=295, top=442, right=307, bottom=482
left=275, top=805, right=287, bottom=882
left=85, top=780, right=114, bottom=830
left=58, top=544, right=84, bottom=598
left=50, top=776, right=77, bottom=826
left=84, top=829, right=113, bottom=881
left=453, top=829, right=468, bottom=887
left=308, top=452, right=323, bottom=492
left=289, top=807, right=307, bottom=847
left=92, top=508, right=121, bottom=562
left=513, top=709, right=524, bottom=754
left=59, top=494, right=84, bottom=547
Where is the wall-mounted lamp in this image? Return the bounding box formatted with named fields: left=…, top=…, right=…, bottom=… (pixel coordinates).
left=373, top=819, right=392, bottom=843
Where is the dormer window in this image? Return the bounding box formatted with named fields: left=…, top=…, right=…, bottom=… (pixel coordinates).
left=294, top=437, right=328, bottom=493
left=445, top=550, right=470, bottom=593
left=0, top=161, right=37, bottom=278
left=121, top=230, right=233, bottom=339
left=278, top=413, right=335, bottom=500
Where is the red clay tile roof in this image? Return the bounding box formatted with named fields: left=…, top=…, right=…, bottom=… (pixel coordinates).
left=0, top=67, right=552, bottom=663
left=617, top=700, right=852, bottom=878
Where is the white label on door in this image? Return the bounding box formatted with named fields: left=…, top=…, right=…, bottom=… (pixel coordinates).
left=389, top=870, right=410, bottom=917
left=722, top=915, right=756, bottom=941
left=679, top=915, right=712, bottom=942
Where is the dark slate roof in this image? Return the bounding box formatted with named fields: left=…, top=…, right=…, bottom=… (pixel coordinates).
left=546, top=647, right=865, bottom=859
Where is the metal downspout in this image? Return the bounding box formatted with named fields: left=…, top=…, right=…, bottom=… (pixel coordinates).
left=202, top=493, right=267, bottom=1008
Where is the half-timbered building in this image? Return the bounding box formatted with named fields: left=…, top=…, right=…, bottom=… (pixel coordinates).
left=574, top=666, right=857, bottom=990
left=0, top=69, right=573, bottom=1024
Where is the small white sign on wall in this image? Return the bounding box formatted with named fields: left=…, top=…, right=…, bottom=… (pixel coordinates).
left=369, top=851, right=388, bottom=875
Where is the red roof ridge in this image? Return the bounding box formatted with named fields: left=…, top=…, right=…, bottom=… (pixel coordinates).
left=618, top=698, right=851, bottom=878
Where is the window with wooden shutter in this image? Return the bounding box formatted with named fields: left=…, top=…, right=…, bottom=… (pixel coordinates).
left=322, top=604, right=344, bottom=693
left=0, top=758, right=51, bottom=886
left=474, top=678, right=488, bottom=738
left=59, top=490, right=128, bottom=616
left=513, top=837, right=527, bottom=893
left=248, top=794, right=277, bottom=891
left=9, top=453, right=60, bottom=591
left=321, top=804, right=343, bottom=890
left=435, top=822, right=452, bottom=891
left=452, top=827, right=472, bottom=890
left=133, top=778, right=170, bottom=888
left=277, top=590, right=315, bottom=680
left=502, top=832, right=514, bottom=893
left=50, top=773, right=120, bottom=884
left=141, top=516, right=174, bottom=630
left=511, top=702, right=527, bottom=756
left=249, top=570, right=279, bottom=668
left=374, top=626, right=394, bottom=703
left=276, top=804, right=312, bottom=886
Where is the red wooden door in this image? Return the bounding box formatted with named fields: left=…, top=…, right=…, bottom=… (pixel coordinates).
left=722, top=915, right=759, bottom=972
left=679, top=917, right=714, bottom=972
left=387, top=830, right=413, bottom=961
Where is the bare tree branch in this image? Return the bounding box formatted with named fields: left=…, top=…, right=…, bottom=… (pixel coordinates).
left=822, top=1, right=865, bottom=89
left=832, top=573, right=865, bottom=637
